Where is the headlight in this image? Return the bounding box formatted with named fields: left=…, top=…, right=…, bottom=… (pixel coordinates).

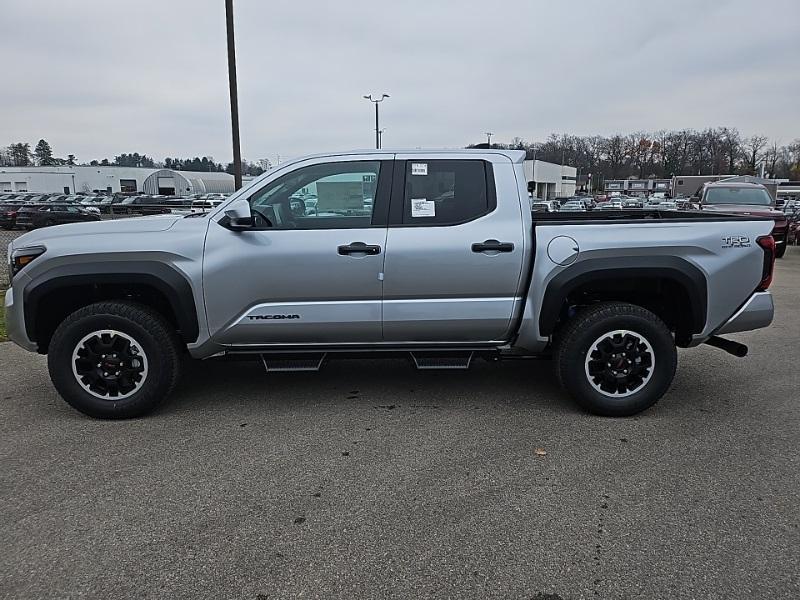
left=9, top=246, right=46, bottom=280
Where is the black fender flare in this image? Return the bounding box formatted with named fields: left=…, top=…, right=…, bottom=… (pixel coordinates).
left=538, top=256, right=707, bottom=336
left=23, top=261, right=199, bottom=343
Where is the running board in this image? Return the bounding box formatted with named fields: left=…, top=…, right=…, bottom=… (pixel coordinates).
left=410, top=351, right=474, bottom=370
left=260, top=353, right=327, bottom=372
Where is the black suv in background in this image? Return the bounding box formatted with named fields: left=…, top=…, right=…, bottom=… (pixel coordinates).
left=114, top=196, right=177, bottom=215
left=15, top=203, right=102, bottom=229
left=0, top=200, right=26, bottom=229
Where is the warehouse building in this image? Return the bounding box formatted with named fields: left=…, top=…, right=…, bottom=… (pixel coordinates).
left=523, top=160, right=577, bottom=199
left=0, top=166, right=235, bottom=195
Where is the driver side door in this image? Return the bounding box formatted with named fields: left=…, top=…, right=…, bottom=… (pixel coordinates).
left=203, top=155, right=393, bottom=346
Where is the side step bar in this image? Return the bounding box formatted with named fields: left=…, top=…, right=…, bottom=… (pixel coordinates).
left=410, top=351, right=474, bottom=370
left=260, top=353, right=327, bottom=372
left=255, top=351, right=477, bottom=373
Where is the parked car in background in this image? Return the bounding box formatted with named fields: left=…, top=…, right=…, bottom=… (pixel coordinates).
left=598, top=199, right=624, bottom=210
left=531, top=200, right=556, bottom=212
left=698, top=181, right=789, bottom=258
left=115, top=196, right=172, bottom=215
left=786, top=210, right=800, bottom=245
left=15, top=203, right=102, bottom=229
left=622, top=198, right=644, bottom=209
left=190, top=199, right=225, bottom=214
left=658, top=201, right=678, bottom=210
left=0, top=200, right=25, bottom=229
left=559, top=200, right=587, bottom=212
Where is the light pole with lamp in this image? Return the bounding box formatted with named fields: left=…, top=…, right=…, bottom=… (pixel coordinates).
left=485, top=132, right=494, bottom=146
left=363, top=94, right=389, bottom=149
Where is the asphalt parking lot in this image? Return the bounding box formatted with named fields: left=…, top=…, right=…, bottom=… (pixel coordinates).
left=1, top=249, right=798, bottom=600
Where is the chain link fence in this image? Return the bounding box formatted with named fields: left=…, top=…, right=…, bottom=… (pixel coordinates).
left=1, top=228, right=25, bottom=289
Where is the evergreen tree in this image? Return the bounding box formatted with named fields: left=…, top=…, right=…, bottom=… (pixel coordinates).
left=8, top=142, right=32, bottom=166
left=34, top=139, right=55, bottom=165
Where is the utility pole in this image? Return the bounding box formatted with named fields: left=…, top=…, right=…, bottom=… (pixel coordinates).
left=225, top=0, right=242, bottom=190
left=485, top=132, right=494, bottom=147
left=363, top=94, right=389, bottom=149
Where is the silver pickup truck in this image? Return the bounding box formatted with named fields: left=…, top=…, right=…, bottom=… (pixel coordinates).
left=4, top=150, right=777, bottom=419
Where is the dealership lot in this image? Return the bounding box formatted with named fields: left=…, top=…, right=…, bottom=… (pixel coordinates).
left=1, top=250, right=798, bottom=599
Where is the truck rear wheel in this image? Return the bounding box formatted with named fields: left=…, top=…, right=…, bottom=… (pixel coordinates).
left=555, top=302, right=677, bottom=417
left=47, top=302, right=182, bottom=419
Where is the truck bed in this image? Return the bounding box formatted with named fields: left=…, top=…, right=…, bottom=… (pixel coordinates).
left=532, top=209, right=774, bottom=224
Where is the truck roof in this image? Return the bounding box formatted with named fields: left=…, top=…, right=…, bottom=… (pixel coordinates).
left=705, top=181, right=768, bottom=190
left=278, top=148, right=527, bottom=164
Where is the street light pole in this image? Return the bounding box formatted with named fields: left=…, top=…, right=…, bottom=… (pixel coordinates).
left=225, top=0, right=242, bottom=190
left=363, top=94, right=389, bottom=149
left=486, top=132, right=494, bottom=147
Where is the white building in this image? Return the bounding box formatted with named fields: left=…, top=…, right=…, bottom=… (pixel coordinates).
left=523, top=160, right=577, bottom=199
left=0, top=166, right=235, bottom=195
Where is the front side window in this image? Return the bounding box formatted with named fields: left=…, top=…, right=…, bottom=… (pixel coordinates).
left=249, top=161, right=381, bottom=230
left=402, top=160, right=490, bottom=225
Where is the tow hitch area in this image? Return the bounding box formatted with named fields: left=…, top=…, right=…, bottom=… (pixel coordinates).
left=704, top=336, right=748, bottom=357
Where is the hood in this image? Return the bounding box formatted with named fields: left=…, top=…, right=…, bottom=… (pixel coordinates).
left=702, top=204, right=784, bottom=219
left=11, top=214, right=183, bottom=249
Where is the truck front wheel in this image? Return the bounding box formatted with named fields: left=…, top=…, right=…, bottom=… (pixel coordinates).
left=47, top=302, right=182, bottom=419
left=555, top=302, right=677, bottom=417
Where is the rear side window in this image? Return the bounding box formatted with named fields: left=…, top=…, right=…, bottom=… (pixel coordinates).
left=402, top=160, right=491, bottom=225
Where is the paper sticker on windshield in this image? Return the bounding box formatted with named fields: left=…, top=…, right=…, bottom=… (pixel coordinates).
left=411, top=163, right=428, bottom=176
left=411, top=198, right=435, bottom=217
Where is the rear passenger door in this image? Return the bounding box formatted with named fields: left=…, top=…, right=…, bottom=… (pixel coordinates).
left=381, top=155, right=526, bottom=342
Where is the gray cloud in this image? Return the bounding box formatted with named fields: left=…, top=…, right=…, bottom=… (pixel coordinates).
left=2, top=0, right=798, bottom=163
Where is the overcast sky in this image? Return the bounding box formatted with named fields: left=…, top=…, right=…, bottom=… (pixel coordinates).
left=2, top=0, right=798, bottom=164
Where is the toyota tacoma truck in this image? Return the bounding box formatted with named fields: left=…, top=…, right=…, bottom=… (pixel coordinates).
left=4, top=150, right=777, bottom=419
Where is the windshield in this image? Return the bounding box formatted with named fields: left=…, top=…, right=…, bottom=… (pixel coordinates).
left=705, top=187, right=772, bottom=206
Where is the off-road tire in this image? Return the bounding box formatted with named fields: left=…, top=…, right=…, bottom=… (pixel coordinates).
left=555, top=302, right=677, bottom=417
left=775, top=242, right=787, bottom=258
left=48, top=301, right=182, bottom=419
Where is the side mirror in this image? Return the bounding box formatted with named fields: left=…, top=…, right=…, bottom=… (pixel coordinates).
left=223, top=214, right=254, bottom=231
left=220, top=198, right=254, bottom=231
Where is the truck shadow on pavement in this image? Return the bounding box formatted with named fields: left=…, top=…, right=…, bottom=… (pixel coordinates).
left=162, top=355, right=580, bottom=417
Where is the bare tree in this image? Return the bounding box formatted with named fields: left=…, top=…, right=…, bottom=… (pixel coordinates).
left=763, top=141, right=780, bottom=177
left=719, top=127, right=742, bottom=174
left=743, top=135, right=768, bottom=174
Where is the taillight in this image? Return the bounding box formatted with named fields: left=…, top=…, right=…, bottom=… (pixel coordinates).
left=756, top=235, right=775, bottom=291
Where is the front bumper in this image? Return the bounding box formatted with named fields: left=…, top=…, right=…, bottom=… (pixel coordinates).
left=3, top=285, right=38, bottom=352
left=715, top=291, right=774, bottom=335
